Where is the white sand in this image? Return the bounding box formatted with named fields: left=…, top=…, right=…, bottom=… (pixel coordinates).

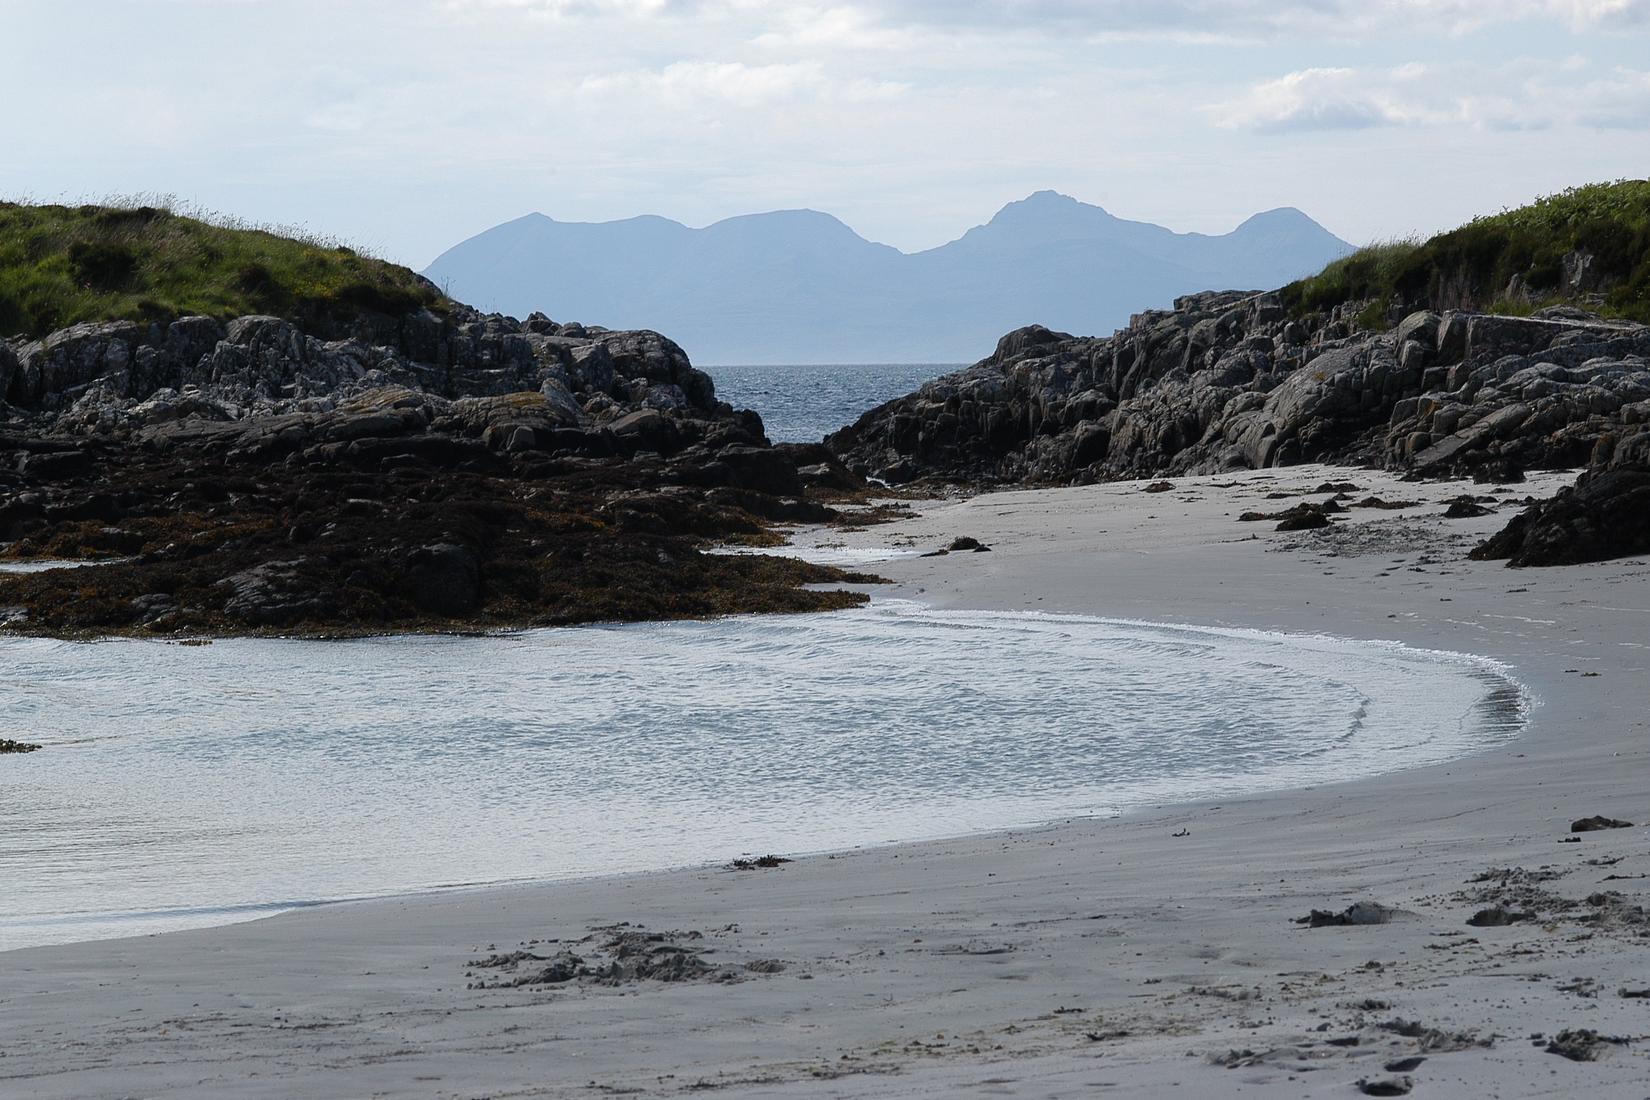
left=5, top=465, right=1650, bottom=1098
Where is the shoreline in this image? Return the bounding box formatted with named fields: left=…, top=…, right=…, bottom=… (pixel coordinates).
left=1, top=600, right=1532, bottom=954
left=5, top=463, right=1650, bottom=1097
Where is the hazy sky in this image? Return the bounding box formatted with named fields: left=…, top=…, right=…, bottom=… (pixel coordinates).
left=4, top=0, right=1647, bottom=268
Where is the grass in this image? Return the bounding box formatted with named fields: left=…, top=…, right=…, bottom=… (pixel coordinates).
left=1283, top=180, right=1650, bottom=328
left=0, top=197, right=453, bottom=340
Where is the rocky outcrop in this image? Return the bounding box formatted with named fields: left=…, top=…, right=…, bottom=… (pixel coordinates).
left=3, top=305, right=722, bottom=438
left=1471, top=427, right=1650, bottom=566
left=0, top=305, right=878, bottom=636
left=826, top=292, right=1650, bottom=487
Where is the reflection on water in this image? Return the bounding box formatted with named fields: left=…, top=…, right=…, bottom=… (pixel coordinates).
left=0, top=601, right=1525, bottom=949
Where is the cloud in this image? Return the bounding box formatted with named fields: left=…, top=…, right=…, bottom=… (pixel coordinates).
left=1220, top=59, right=1650, bottom=132
left=1216, top=67, right=1432, bottom=132
left=854, top=0, right=1650, bottom=35
left=453, top=0, right=1650, bottom=36
left=577, top=59, right=907, bottom=107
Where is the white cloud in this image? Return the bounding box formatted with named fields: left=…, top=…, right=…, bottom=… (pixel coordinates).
left=1220, top=59, right=1650, bottom=132
left=577, top=59, right=907, bottom=108
left=453, top=0, right=1650, bottom=36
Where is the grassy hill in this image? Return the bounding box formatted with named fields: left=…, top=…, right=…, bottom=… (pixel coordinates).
left=0, top=201, right=452, bottom=341
left=1283, top=180, right=1650, bottom=327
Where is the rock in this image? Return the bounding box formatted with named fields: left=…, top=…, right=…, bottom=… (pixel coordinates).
left=0, top=738, right=42, bottom=754
left=1276, top=505, right=1331, bottom=531
left=1467, top=907, right=1535, bottom=927
left=1546, top=1029, right=1628, bottom=1062
left=1356, top=1076, right=1413, bottom=1097
left=1443, top=497, right=1494, bottom=518
left=404, top=544, right=481, bottom=617
left=1294, top=901, right=1404, bottom=927
left=1570, top=815, right=1634, bottom=833
left=1473, top=460, right=1650, bottom=567
left=947, top=536, right=991, bottom=552
left=219, top=560, right=328, bottom=626
left=825, top=295, right=1650, bottom=567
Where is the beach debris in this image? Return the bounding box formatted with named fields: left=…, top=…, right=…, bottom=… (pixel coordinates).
left=1143, top=480, right=1175, bottom=493
left=466, top=925, right=768, bottom=989
left=1468, top=907, right=1536, bottom=927
left=1084, top=1027, right=1131, bottom=1042
left=1571, top=815, right=1634, bottom=833
left=920, top=535, right=992, bottom=556
left=1295, top=901, right=1405, bottom=928
left=0, top=738, right=42, bottom=754
left=1545, top=1029, right=1630, bottom=1061
left=1207, top=1048, right=1271, bottom=1069
left=1276, top=508, right=1331, bottom=531
left=1620, top=987, right=1650, bottom=999
left=934, top=940, right=1015, bottom=956
left=1380, top=1018, right=1492, bottom=1053
left=1171, top=827, right=1190, bottom=837
left=729, top=854, right=792, bottom=870
left=1187, top=985, right=1261, bottom=1002
left=1443, top=496, right=1495, bottom=518
left=1357, top=1076, right=1414, bottom=1097
left=1239, top=501, right=1335, bottom=530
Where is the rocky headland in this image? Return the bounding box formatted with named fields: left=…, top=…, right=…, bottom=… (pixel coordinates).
left=829, top=183, right=1650, bottom=568
left=0, top=255, right=877, bottom=636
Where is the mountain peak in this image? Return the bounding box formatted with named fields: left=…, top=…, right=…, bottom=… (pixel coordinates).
left=992, top=190, right=1112, bottom=222
left=1233, top=207, right=1329, bottom=235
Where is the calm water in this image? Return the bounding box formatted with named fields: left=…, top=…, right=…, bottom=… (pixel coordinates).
left=706, top=363, right=960, bottom=442
left=0, top=601, right=1524, bottom=950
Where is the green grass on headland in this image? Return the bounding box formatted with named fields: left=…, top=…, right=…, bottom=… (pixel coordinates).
left=1283, top=180, right=1650, bottom=327
left=0, top=199, right=452, bottom=341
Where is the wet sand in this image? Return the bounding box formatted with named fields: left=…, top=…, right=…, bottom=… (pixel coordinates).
left=4, top=464, right=1649, bottom=1098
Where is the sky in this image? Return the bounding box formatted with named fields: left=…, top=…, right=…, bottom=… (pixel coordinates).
left=3, top=0, right=1648, bottom=269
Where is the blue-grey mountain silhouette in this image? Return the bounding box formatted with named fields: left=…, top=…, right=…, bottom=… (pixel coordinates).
left=425, top=191, right=1353, bottom=363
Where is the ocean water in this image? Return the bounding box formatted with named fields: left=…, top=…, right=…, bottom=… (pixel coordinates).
left=0, top=601, right=1525, bottom=950
left=705, top=363, right=960, bottom=442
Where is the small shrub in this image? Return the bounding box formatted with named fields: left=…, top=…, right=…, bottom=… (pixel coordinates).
left=67, top=241, right=138, bottom=290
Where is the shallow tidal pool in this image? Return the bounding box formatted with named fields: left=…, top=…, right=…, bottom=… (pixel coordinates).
left=0, top=600, right=1526, bottom=949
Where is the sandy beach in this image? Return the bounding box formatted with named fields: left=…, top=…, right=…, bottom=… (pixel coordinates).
left=5, top=464, right=1649, bottom=1098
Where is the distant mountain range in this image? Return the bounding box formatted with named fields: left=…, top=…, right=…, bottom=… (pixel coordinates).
left=424, top=191, right=1354, bottom=364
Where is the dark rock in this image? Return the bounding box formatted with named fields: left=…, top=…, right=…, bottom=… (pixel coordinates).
left=824, top=294, right=1650, bottom=564
left=1473, top=460, right=1650, bottom=567
left=1444, top=497, right=1494, bottom=518
left=1356, top=1076, right=1413, bottom=1097
left=1546, top=1029, right=1628, bottom=1062
left=1276, top=506, right=1331, bottom=531
left=1570, top=815, right=1634, bottom=833
left=1467, top=907, right=1535, bottom=927
left=1294, top=901, right=1404, bottom=927
left=405, top=543, right=481, bottom=617
left=947, top=536, right=991, bottom=552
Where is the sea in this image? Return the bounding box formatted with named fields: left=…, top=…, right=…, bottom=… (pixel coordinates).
left=704, top=362, right=961, bottom=442
left=0, top=601, right=1525, bottom=950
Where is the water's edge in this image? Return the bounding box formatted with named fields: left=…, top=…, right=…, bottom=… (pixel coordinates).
left=1, top=601, right=1529, bottom=952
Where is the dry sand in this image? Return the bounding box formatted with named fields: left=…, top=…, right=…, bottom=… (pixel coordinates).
left=4, top=464, right=1650, bottom=1098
